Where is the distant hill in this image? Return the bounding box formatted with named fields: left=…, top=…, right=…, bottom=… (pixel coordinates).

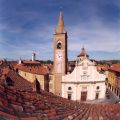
left=96, top=60, right=120, bottom=65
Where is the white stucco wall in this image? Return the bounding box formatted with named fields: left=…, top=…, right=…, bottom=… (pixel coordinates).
left=62, top=58, right=106, bottom=101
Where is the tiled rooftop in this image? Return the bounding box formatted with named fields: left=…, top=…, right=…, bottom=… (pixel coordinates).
left=0, top=66, right=33, bottom=91
left=0, top=62, right=120, bottom=120
left=97, top=64, right=109, bottom=71
left=0, top=83, right=119, bottom=120
left=15, top=64, right=50, bottom=75
left=109, top=63, right=120, bottom=72
left=7, top=70, right=33, bottom=91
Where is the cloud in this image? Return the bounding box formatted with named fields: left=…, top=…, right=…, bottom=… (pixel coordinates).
left=67, top=19, right=120, bottom=53
left=0, top=23, right=54, bottom=60
left=0, top=0, right=120, bottom=60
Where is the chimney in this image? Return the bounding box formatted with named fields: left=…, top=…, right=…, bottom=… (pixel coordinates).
left=18, top=58, right=22, bottom=64
left=32, top=53, right=36, bottom=61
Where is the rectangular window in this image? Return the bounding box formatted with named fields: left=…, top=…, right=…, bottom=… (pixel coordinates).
left=68, top=93, right=72, bottom=100
left=95, top=93, right=99, bottom=99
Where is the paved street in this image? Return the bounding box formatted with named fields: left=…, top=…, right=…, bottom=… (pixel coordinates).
left=105, top=87, right=119, bottom=103
left=84, top=87, right=120, bottom=104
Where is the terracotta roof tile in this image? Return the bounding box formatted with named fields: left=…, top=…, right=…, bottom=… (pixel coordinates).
left=15, top=64, right=49, bottom=75
left=22, top=60, right=41, bottom=64
left=7, top=70, right=33, bottom=91
left=0, top=111, right=18, bottom=120
left=109, top=63, right=120, bottom=72
left=0, top=84, right=120, bottom=119
left=21, top=117, right=39, bottom=120
left=0, top=63, right=120, bottom=119
left=97, top=65, right=109, bottom=71
left=0, top=67, right=33, bottom=91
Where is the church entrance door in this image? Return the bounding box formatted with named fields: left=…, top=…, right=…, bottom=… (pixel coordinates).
left=81, top=91, right=87, bottom=101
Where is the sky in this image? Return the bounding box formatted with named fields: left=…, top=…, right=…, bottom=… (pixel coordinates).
left=0, top=0, right=120, bottom=61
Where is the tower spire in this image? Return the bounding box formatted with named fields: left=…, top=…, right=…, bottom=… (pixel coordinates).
left=57, top=11, right=65, bottom=33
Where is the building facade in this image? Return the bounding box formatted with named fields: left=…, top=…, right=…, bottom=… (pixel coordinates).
left=107, top=64, right=120, bottom=99
left=15, top=60, right=50, bottom=92
left=62, top=48, right=106, bottom=101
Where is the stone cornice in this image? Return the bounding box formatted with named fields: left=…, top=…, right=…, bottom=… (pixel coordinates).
left=61, top=81, right=105, bottom=84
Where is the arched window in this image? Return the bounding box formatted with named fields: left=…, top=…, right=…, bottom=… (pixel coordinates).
left=57, top=41, right=62, bottom=49
left=68, top=87, right=72, bottom=90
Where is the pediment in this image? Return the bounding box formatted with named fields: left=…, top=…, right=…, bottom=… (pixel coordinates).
left=78, top=59, right=94, bottom=66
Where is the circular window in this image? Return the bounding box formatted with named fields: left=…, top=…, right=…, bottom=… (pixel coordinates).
left=83, top=71, right=87, bottom=75
left=57, top=42, right=62, bottom=49
left=68, top=87, right=72, bottom=90
left=96, top=86, right=100, bottom=90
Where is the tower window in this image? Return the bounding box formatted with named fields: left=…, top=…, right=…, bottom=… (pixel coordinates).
left=57, top=42, right=62, bottom=49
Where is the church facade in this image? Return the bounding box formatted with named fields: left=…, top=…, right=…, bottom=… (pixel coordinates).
left=61, top=48, right=106, bottom=101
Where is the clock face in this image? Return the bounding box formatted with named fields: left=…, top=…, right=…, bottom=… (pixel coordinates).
left=56, top=52, right=63, bottom=61
left=55, top=51, right=63, bottom=73
left=56, top=63, right=62, bottom=73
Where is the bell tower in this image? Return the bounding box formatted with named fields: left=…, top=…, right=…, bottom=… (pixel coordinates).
left=53, top=11, right=67, bottom=96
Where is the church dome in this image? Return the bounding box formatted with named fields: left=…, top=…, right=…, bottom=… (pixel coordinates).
left=77, top=47, right=89, bottom=58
